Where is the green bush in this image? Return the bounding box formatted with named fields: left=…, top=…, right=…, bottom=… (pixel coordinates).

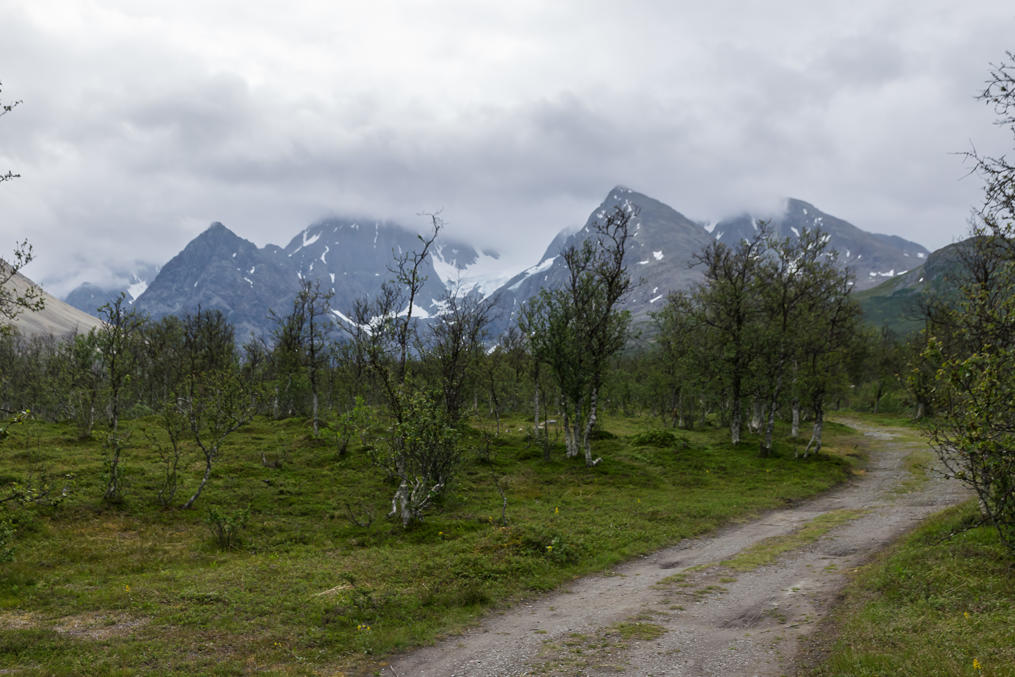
left=205, top=506, right=249, bottom=550
left=629, top=429, right=688, bottom=449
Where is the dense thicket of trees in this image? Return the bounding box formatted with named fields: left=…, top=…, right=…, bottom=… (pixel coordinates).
left=653, top=225, right=861, bottom=456
left=0, top=216, right=913, bottom=522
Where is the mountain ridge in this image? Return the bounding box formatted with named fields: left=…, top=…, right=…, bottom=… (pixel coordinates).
left=61, top=187, right=931, bottom=342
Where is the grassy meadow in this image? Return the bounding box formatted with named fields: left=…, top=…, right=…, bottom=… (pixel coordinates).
left=0, top=413, right=861, bottom=674
left=808, top=501, right=1015, bottom=677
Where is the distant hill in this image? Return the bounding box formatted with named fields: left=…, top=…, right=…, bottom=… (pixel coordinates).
left=5, top=269, right=103, bottom=337
left=855, top=239, right=971, bottom=335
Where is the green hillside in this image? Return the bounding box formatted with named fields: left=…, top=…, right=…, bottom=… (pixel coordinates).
left=856, top=239, right=970, bottom=335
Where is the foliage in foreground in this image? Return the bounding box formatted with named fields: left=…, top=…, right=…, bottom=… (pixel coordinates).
left=0, top=415, right=855, bottom=674
left=809, top=502, right=1015, bottom=677
left=920, top=51, right=1015, bottom=555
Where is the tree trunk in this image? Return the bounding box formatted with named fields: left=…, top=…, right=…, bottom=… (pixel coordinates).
left=391, top=482, right=416, bottom=528
left=803, top=399, right=824, bottom=457
left=312, top=391, right=319, bottom=435
left=761, top=369, right=785, bottom=457
left=541, top=395, right=550, bottom=462
left=730, top=397, right=742, bottom=445
left=563, top=406, right=578, bottom=457
left=761, top=399, right=777, bottom=457
left=582, top=386, right=601, bottom=466
left=103, top=445, right=122, bottom=501
left=183, top=454, right=214, bottom=509
left=791, top=400, right=800, bottom=438
left=533, top=387, right=540, bottom=436
left=749, top=398, right=762, bottom=433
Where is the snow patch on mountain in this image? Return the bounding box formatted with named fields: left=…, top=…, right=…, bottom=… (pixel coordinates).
left=509, top=256, right=557, bottom=291
left=126, top=280, right=148, bottom=301
left=289, top=229, right=322, bottom=255
left=431, top=246, right=516, bottom=299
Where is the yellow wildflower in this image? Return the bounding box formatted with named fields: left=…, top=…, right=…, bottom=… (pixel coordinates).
left=973, top=658, right=981, bottom=670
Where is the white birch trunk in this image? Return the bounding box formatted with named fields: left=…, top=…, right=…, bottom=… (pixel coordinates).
left=750, top=398, right=762, bottom=433
left=312, top=391, right=319, bottom=435
left=730, top=398, right=742, bottom=445
left=581, top=386, right=601, bottom=466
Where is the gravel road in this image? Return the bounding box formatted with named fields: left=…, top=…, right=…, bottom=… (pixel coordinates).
left=386, top=420, right=969, bottom=676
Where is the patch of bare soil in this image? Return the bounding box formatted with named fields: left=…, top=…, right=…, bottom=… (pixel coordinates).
left=386, top=420, right=968, bottom=676
left=0, top=609, right=150, bottom=641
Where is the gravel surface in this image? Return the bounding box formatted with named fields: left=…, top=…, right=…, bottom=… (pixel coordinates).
left=386, top=420, right=968, bottom=676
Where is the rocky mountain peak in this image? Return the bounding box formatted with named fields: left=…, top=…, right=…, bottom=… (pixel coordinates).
left=64, top=186, right=933, bottom=343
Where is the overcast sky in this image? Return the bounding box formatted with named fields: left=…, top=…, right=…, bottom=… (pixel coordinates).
left=1, top=1, right=1013, bottom=295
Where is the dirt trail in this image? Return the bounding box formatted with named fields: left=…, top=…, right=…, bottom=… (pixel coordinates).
left=387, top=420, right=969, bottom=676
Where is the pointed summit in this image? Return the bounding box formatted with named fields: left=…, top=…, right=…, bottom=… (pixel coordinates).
left=483, top=185, right=713, bottom=336
left=134, top=222, right=297, bottom=340
left=187, top=221, right=246, bottom=252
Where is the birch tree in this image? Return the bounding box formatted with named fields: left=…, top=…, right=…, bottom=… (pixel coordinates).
left=174, top=309, right=255, bottom=509
left=754, top=229, right=853, bottom=457
left=523, top=205, right=632, bottom=466
left=349, top=216, right=472, bottom=526
left=922, top=51, right=1015, bottom=553
left=691, top=228, right=766, bottom=445
left=270, top=280, right=334, bottom=432
left=96, top=294, right=146, bottom=502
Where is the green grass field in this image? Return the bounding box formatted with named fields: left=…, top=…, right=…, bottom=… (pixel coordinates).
left=0, top=414, right=859, bottom=674
left=808, top=502, right=1015, bottom=676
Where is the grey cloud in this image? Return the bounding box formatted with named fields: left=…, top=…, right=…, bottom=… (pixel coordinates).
left=2, top=1, right=1013, bottom=295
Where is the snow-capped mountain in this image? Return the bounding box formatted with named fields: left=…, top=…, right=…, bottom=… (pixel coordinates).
left=65, top=186, right=930, bottom=343
left=64, top=262, right=161, bottom=316
left=710, top=198, right=930, bottom=290
left=129, top=218, right=501, bottom=341
left=279, top=217, right=509, bottom=319
left=131, top=223, right=296, bottom=342
left=482, top=186, right=713, bottom=335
